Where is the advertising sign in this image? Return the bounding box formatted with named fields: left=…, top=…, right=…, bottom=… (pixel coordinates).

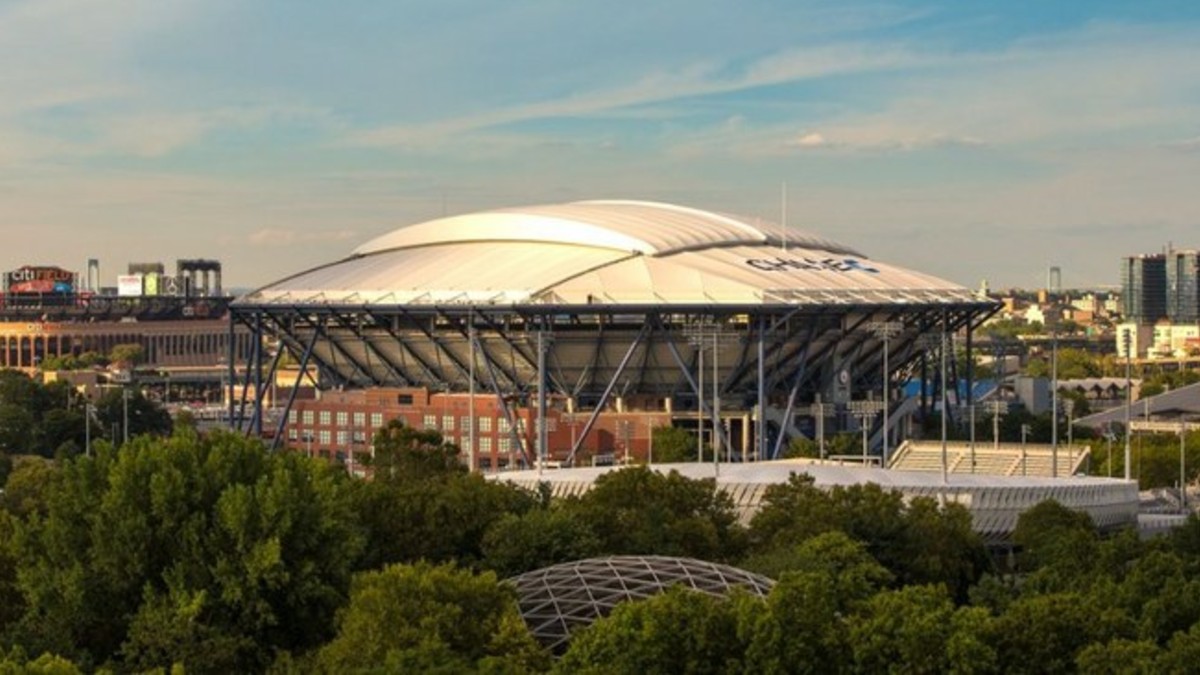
left=143, top=272, right=160, bottom=296
left=5, top=266, right=76, bottom=294
left=117, top=274, right=144, bottom=297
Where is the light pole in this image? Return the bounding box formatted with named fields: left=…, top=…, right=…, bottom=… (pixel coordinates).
left=85, top=403, right=94, bottom=457
left=690, top=336, right=705, bottom=462
left=847, top=400, right=884, bottom=466
left=1064, top=398, right=1075, bottom=476
left=122, top=388, right=130, bottom=445
left=799, top=398, right=829, bottom=459
left=867, top=321, right=903, bottom=467
left=1180, top=419, right=1188, bottom=513
left=959, top=403, right=980, bottom=473
left=940, top=326, right=950, bottom=483
left=468, top=311, right=476, bottom=473
left=1020, top=423, right=1031, bottom=476
left=1123, top=328, right=1133, bottom=481
left=988, top=400, right=1009, bottom=449
left=685, top=322, right=736, bottom=468
left=1051, top=326, right=1059, bottom=477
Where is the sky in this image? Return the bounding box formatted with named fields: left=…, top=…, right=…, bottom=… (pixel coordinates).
left=2, top=0, right=1199, bottom=291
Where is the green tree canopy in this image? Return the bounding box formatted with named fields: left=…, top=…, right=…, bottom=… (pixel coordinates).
left=649, top=425, right=696, bottom=464
left=315, top=562, right=548, bottom=674
left=9, top=430, right=364, bottom=672
left=569, top=466, right=746, bottom=561
left=557, top=586, right=748, bottom=675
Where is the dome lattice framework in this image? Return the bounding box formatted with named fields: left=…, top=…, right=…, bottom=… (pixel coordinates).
left=507, top=555, right=775, bottom=652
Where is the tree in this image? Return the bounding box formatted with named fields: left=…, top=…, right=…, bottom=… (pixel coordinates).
left=352, top=468, right=536, bottom=570
left=557, top=586, right=747, bottom=674
left=0, top=648, right=82, bottom=675
left=0, top=404, right=35, bottom=454
left=783, top=436, right=821, bottom=459
left=92, top=388, right=171, bottom=443
left=108, top=343, right=145, bottom=368
left=1011, top=499, right=1097, bottom=574
left=748, top=476, right=989, bottom=598
left=315, top=562, right=548, bottom=673
left=988, top=593, right=1134, bottom=675
left=365, top=419, right=464, bottom=481
left=569, top=466, right=746, bottom=561
left=10, top=430, right=364, bottom=671
left=741, top=571, right=850, bottom=674
left=649, top=425, right=695, bottom=464
left=741, top=530, right=892, bottom=596
left=847, top=585, right=994, bottom=674
left=481, top=507, right=602, bottom=578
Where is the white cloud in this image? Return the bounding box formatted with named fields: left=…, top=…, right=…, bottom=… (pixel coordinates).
left=790, top=132, right=828, bottom=148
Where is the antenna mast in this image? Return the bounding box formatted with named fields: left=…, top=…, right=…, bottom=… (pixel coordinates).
left=781, top=181, right=788, bottom=252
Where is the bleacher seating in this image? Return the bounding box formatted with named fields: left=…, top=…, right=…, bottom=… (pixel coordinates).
left=888, top=440, right=1090, bottom=477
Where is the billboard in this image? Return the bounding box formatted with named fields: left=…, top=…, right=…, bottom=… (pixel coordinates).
left=143, top=272, right=160, bottom=296
left=117, top=274, right=144, bottom=297
left=5, top=266, right=76, bottom=294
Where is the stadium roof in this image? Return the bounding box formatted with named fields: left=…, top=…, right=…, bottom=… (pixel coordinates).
left=241, top=200, right=984, bottom=307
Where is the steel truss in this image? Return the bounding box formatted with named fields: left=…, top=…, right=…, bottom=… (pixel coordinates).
left=229, top=299, right=999, bottom=461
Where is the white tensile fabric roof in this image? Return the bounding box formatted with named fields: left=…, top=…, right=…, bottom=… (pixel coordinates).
left=243, top=200, right=980, bottom=306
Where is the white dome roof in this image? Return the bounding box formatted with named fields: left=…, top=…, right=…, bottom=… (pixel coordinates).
left=241, top=200, right=978, bottom=307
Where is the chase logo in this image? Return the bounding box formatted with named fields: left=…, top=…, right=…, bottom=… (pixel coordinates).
left=745, top=257, right=880, bottom=274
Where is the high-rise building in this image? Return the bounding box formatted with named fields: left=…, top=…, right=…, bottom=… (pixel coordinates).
left=1121, top=254, right=1167, bottom=324
left=1167, top=250, right=1200, bottom=323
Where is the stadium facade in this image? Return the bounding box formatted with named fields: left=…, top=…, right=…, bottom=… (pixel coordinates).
left=233, top=200, right=1001, bottom=467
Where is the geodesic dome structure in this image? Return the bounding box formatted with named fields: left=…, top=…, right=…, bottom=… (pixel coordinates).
left=507, top=555, right=775, bottom=652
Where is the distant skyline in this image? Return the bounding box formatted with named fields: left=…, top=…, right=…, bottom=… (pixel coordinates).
left=2, top=0, right=1198, bottom=291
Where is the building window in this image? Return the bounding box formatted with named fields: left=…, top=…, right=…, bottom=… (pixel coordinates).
left=442, top=415, right=454, bottom=431
left=288, top=429, right=297, bottom=440
left=398, top=394, right=413, bottom=405
left=353, top=412, right=366, bottom=427
left=319, top=411, right=331, bottom=426
left=460, top=416, right=471, bottom=434
left=498, top=437, right=511, bottom=454
left=288, top=410, right=297, bottom=424
left=303, top=410, right=314, bottom=425
left=479, top=437, right=492, bottom=454
left=319, top=430, right=332, bottom=445
left=336, top=431, right=348, bottom=446
left=478, top=416, right=492, bottom=433
left=371, top=412, right=383, bottom=427
left=498, top=417, right=510, bottom=433
left=336, top=411, right=348, bottom=427
left=422, top=414, right=437, bottom=430
left=352, top=431, right=366, bottom=443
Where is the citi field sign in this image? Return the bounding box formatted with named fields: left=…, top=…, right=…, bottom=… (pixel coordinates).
left=5, top=266, right=76, bottom=294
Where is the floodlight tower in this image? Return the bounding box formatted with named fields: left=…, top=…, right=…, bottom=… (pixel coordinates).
left=867, top=320, right=903, bottom=467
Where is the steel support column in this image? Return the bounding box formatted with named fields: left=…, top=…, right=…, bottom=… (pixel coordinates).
left=564, top=322, right=651, bottom=467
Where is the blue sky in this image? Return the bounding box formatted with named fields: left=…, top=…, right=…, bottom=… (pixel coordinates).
left=2, top=0, right=1199, bottom=289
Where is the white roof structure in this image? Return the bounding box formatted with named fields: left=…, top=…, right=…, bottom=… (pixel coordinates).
left=242, top=200, right=981, bottom=307
left=491, top=461, right=1139, bottom=543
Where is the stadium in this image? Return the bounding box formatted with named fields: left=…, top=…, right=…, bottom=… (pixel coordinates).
left=229, top=199, right=1142, bottom=538
left=232, top=199, right=998, bottom=459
